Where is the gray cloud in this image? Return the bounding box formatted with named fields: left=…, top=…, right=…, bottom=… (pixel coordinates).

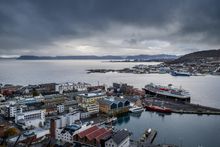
left=0, top=0, right=220, bottom=56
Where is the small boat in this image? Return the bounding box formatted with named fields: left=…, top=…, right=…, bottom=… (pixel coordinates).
left=145, top=105, right=172, bottom=113
left=105, top=117, right=117, bottom=124
left=171, top=71, right=191, bottom=76
left=111, top=117, right=117, bottom=123
left=129, top=106, right=144, bottom=113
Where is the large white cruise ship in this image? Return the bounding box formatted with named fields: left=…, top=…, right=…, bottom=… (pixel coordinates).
left=144, top=83, right=191, bottom=101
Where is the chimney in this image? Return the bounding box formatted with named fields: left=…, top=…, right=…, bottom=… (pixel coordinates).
left=50, top=119, right=56, bottom=139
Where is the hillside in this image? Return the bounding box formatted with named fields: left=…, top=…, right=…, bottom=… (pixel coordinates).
left=169, top=49, right=220, bottom=64
left=125, top=54, right=177, bottom=60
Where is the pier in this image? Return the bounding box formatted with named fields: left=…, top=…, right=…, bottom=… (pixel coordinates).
left=130, top=128, right=157, bottom=147
left=142, top=129, right=157, bottom=144
left=144, top=97, right=220, bottom=115
left=130, top=129, right=178, bottom=147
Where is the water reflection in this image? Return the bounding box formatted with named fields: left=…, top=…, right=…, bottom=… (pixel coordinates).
left=115, top=111, right=220, bottom=147
left=116, top=113, right=130, bottom=125
left=117, top=111, right=171, bottom=124
left=129, top=112, right=142, bottom=118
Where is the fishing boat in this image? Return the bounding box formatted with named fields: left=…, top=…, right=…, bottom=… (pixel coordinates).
left=145, top=105, right=172, bottom=113
left=171, top=71, right=191, bottom=76
left=129, top=106, right=144, bottom=113
left=105, top=117, right=117, bottom=124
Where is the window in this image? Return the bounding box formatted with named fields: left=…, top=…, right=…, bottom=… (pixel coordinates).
left=118, top=102, right=123, bottom=108
left=124, top=101, right=130, bottom=106
left=111, top=103, right=117, bottom=109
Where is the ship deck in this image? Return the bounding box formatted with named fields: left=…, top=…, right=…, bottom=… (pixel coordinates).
left=143, top=88, right=190, bottom=101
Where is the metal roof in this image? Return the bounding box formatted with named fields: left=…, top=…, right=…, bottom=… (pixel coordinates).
left=112, top=129, right=130, bottom=145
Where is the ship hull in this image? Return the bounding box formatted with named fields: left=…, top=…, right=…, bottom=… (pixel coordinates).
left=129, top=107, right=144, bottom=113
left=145, top=105, right=172, bottom=113
left=171, top=71, right=191, bottom=76
left=143, top=88, right=190, bottom=102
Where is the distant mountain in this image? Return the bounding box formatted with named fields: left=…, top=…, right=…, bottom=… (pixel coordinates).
left=125, top=54, right=177, bottom=60
left=17, top=55, right=123, bottom=60
left=0, top=57, right=17, bottom=60
left=17, top=54, right=178, bottom=61
left=169, top=49, right=220, bottom=64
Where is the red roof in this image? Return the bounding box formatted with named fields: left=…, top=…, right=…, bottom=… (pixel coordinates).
left=77, top=126, right=99, bottom=138
left=95, top=130, right=112, bottom=142
left=86, top=128, right=107, bottom=141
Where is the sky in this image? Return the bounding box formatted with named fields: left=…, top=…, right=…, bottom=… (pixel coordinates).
left=0, top=0, right=220, bottom=57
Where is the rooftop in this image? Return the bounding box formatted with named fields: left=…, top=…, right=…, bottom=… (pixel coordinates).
left=86, top=128, right=107, bottom=141
left=61, top=124, right=81, bottom=135
left=76, top=125, right=111, bottom=142
left=98, top=97, right=130, bottom=105
left=111, top=129, right=130, bottom=145
left=95, top=130, right=112, bottom=143
left=78, top=91, right=106, bottom=98
left=77, top=125, right=99, bottom=138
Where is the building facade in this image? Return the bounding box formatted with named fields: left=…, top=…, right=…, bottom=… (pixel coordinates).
left=15, top=109, right=46, bottom=129
left=98, top=97, right=130, bottom=115
left=50, top=112, right=81, bottom=139
left=76, top=91, right=106, bottom=113
left=105, top=129, right=130, bottom=147
left=1, top=104, right=25, bottom=118
left=125, top=96, right=142, bottom=107
left=57, top=104, right=65, bottom=113
left=73, top=82, right=91, bottom=91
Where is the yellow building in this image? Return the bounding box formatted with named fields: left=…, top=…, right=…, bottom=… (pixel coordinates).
left=76, top=91, right=106, bottom=113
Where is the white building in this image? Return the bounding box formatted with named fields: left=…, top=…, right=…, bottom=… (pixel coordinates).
left=50, top=112, right=81, bottom=139
left=55, top=82, right=91, bottom=94
left=55, top=112, right=80, bottom=128
left=105, top=129, right=130, bottom=147
left=0, top=104, right=25, bottom=118
left=0, top=105, right=16, bottom=118
left=56, top=124, right=92, bottom=143
left=15, top=109, right=46, bottom=129
left=55, top=83, right=74, bottom=94
left=1, top=105, right=17, bottom=118
left=57, top=104, right=65, bottom=113
left=73, top=82, right=91, bottom=91
left=8, top=105, right=17, bottom=117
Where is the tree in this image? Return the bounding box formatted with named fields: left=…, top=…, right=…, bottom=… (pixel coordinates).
left=4, top=128, right=19, bottom=138
left=32, top=88, right=39, bottom=97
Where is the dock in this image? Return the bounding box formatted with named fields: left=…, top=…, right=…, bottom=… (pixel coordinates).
left=137, top=129, right=157, bottom=146
left=144, top=97, right=220, bottom=115
left=144, top=129, right=157, bottom=144
left=130, top=129, right=178, bottom=147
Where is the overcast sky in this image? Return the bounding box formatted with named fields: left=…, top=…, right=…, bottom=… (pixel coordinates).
left=0, top=0, right=220, bottom=57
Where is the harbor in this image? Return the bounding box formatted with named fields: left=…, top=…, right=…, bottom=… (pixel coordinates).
left=1, top=80, right=220, bottom=147
left=1, top=0, right=220, bottom=146
left=1, top=60, right=220, bottom=146
left=87, top=58, right=220, bottom=76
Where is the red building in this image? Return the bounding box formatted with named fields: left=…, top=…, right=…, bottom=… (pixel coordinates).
left=74, top=125, right=112, bottom=146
